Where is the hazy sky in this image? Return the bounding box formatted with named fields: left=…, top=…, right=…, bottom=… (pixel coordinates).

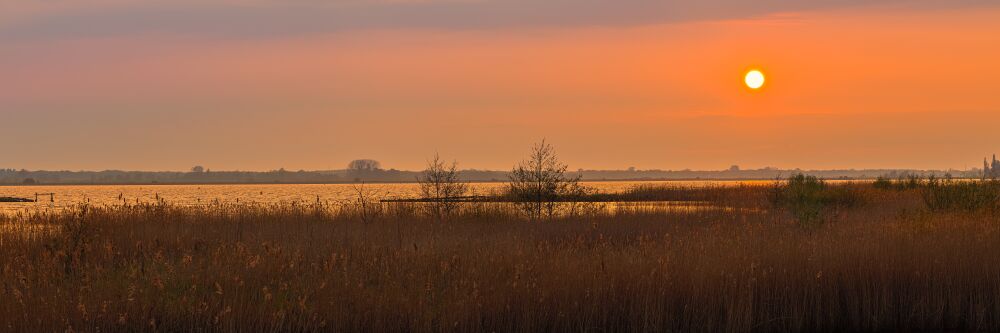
left=3, top=0, right=999, bottom=171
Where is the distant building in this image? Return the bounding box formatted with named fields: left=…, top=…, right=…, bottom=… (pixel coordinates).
left=984, top=155, right=1000, bottom=179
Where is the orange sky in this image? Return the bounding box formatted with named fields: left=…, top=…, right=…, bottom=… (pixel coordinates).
left=2, top=2, right=999, bottom=171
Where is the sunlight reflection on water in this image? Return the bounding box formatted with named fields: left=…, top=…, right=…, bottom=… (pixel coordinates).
left=0, top=180, right=779, bottom=215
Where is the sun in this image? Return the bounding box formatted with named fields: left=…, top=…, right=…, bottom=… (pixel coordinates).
left=744, top=70, right=765, bottom=89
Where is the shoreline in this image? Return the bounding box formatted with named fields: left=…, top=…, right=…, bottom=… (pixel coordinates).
left=0, top=178, right=893, bottom=187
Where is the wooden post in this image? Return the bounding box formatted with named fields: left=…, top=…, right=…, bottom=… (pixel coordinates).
left=50, top=193, right=54, bottom=202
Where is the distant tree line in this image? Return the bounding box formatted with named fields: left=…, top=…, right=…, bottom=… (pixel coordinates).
left=0, top=164, right=981, bottom=186
left=347, top=159, right=382, bottom=171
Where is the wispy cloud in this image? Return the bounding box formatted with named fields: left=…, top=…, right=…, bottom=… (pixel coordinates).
left=1, top=0, right=994, bottom=41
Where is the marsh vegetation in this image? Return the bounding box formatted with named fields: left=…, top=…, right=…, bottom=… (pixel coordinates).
left=3, top=144, right=999, bottom=332
left=2, top=174, right=1000, bottom=332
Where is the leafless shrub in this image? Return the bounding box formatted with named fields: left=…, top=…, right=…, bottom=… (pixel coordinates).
left=351, top=182, right=383, bottom=224
left=508, top=140, right=586, bottom=220
left=418, top=153, right=468, bottom=221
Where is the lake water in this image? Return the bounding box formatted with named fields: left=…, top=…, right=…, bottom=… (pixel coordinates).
left=0, top=180, right=777, bottom=215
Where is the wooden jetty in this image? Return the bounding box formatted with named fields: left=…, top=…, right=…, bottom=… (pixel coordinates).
left=35, top=193, right=55, bottom=202
left=0, top=193, right=55, bottom=203
left=381, top=196, right=492, bottom=203
left=381, top=194, right=704, bottom=204
left=0, top=197, right=35, bottom=203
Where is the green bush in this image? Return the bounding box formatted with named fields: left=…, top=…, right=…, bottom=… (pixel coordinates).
left=922, top=178, right=1000, bottom=212
left=771, top=174, right=864, bottom=226
left=872, top=176, right=892, bottom=190
left=873, top=174, right=922, bottom=191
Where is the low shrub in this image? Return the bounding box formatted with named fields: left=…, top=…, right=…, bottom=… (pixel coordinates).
left=922, top=178, right=1000, bottom=212
left=771, top=174, right=864, bottom=225
left=873, top=174, right=923, bottom=191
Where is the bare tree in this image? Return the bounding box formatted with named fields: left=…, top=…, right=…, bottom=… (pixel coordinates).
left=347, top=159, right=382, bottom=171
left=419, top=153, right=468, bottom=221
left=351, top=182, right=382, bottom=224
left=508, top=140, right=584, bottom=220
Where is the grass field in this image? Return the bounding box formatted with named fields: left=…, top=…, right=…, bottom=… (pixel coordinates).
left=2, top=179, right=999, bottom=332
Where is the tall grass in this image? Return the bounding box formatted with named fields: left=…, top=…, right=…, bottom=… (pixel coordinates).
left=1, top=183, right=999, bottom=332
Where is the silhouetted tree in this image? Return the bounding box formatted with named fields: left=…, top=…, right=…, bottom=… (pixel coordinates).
left=191, top=166, right=205, bottom=173
left=508, top=140, right=584, bottom=220
left=351, top=182, right=381, bottom=224
left=347, top=159, right=382, bottom=171
left=419, top=153, right=468, bottom=221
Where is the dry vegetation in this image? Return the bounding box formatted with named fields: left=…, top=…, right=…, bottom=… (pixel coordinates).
left=2, top=180, right=1000, bottom=332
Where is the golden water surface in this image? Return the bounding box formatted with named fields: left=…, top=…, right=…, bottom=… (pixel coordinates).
left=0, top=180, right=779, bottom=214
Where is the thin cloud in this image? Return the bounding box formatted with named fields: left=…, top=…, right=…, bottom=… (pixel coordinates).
left=0, top=0, right=995, bottom=41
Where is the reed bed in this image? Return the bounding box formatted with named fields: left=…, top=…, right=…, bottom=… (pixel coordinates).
left=1, top=183, right=999, bottom=332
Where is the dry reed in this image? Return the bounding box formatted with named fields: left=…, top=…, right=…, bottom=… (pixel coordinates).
left=1, top=183, right=998, bottom=332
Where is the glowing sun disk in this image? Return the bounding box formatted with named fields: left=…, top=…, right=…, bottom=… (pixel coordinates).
left=745, top=70, right=765, bottom=89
